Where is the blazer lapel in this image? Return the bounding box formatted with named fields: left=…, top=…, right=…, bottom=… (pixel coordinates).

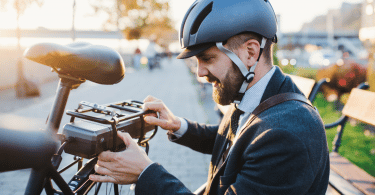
left=205, top=104, right=236, bottom=195
left=212, top=104, right=236, bottom=169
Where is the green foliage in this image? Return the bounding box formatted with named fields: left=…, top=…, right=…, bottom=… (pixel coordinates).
left=278, top=64, right=296, bottom=74
left=313, top=93, right=375, bottom=176
left=294, top=67, right=318, bottom=80
left=273, top=43, right=279, bottom=66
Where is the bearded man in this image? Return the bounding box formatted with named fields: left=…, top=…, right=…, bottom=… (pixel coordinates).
left=90, top=0, right=330, bottom=194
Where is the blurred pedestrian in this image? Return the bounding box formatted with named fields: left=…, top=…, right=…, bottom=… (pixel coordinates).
left=145, top=39, right=157, bottom=71
left=133, top=48, right=142, bottom=70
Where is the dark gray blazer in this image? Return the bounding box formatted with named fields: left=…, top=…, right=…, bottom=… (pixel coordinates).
left=135, top=66, right=330, bottom=195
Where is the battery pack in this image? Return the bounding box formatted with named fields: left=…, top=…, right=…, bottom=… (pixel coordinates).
left=62, top=100, right=156, bottom=159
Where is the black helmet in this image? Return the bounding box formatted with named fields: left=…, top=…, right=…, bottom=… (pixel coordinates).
left=177, top=0, right=278, bottom=104
left=177, top=0, right=277, bottom=59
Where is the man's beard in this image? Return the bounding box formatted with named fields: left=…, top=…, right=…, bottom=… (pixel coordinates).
left=205, top=62, right=244, bottom=105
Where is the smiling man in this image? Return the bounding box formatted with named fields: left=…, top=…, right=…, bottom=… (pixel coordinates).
left=90, top=0, right=330, bottom=194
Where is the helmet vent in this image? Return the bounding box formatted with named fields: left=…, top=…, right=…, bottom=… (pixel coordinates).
left=190, top=2, right=213, bottom=35
left=180, top=2, right=198, bottom=43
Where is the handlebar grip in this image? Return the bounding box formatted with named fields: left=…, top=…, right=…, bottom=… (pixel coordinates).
left=0, top=128, right=58, bottom=172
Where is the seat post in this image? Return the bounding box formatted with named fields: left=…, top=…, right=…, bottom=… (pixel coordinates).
left=46, top=75, right=84, bottom=134
left=25, top=75, right=84, bottom=195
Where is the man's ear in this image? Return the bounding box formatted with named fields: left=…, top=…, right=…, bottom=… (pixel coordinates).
left=242, top=39, right=260, bottom=69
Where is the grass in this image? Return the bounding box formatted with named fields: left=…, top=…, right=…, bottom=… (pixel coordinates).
left=277, top=64, right=318, bottom=80
left=313, top=93, right=375, bottom=176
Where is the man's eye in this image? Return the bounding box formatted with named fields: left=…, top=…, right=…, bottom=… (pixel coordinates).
left=203, top=57, right=213, bottom=62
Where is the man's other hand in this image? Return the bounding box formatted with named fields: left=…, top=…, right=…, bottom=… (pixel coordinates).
left=89, top=132, right=153, bottom=184
left=142, top=95, right=181, bottom=132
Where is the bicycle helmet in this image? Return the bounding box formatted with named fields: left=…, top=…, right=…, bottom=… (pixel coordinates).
left=177, top=0, right=277, bottom=103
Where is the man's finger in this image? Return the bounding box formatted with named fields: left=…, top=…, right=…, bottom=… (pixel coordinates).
left=142, top=102, right=164, bottom=112
left=95, top=164, right=112, bottom=176
left=98, top=151, right=116, bottom=162
left=89, top=174, right=117, bottom=183
left=144, top=112, right=157, bottom=118
left=143, top=95, right=157, bottom=103
left=118, top=132, right=137, bottom=149
left=144, top=116, right=166, bottom=127
left=97, top=159, right=114, bottom=169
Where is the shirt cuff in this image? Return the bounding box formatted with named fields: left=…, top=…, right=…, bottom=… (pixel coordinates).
left=170, top=117, right=188, bottom=138
left=138, top=162, right=156, bottom=180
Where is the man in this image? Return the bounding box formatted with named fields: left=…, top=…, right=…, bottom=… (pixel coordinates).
left=90, top=0, right=330, bottom=194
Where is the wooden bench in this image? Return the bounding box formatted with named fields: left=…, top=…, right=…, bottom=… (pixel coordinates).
left=325, top=83, right=375, bottom=195
left=216, top=74, right=328, bottom=116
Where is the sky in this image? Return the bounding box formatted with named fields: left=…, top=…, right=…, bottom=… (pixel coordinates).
left=0, top=0, right=366, bottom=33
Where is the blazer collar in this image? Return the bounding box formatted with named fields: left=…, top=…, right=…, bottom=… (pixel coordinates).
left=260, top=66, right=287, bottom=103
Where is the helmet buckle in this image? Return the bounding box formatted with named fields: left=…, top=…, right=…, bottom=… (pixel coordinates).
left=245, top=72, right=255, bottom=83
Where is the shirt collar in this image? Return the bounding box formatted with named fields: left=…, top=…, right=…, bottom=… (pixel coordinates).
left=237, top=66, right=276, bottom=113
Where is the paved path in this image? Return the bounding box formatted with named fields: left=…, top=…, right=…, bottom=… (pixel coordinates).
left=0, top=57, right=219, bottom=194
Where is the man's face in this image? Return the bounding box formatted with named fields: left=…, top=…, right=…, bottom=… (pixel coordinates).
left=196, top=46, right=244, bottom=105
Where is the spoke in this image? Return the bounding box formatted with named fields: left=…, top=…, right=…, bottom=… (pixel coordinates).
left=94, top=182, right=102, bottom=195
left=114, top=184, right=119, bottom=195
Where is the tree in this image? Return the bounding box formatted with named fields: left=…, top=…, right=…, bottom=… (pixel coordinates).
left=90, top=0, right=177, bottom=48
left=1, top=0, right=43, bottom=97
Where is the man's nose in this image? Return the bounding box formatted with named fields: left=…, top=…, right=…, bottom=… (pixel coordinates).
left=197, top=64, right=208, bottom=78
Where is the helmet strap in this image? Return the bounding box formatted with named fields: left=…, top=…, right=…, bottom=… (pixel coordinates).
left=216, top=37, right=267, bottom=104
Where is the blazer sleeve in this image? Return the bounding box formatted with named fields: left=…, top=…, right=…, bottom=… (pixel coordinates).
left=135, top=163, right=195, bottom=195
left=134, top=119, right=219, bottom=195
left=221, top=128, right=328, bottom=195
left=168, top=118, right=219, bottom=154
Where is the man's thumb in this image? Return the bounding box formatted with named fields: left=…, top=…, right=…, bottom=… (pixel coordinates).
left=118, top=132, right=136, bottom=148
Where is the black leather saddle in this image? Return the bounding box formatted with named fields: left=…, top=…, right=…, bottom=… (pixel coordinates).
left=23, top=42, right=125, bottom=85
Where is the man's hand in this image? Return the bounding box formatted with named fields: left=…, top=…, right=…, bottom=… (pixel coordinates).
left=89, top=132, right=153, bottom=184
left=143, top=95, right=181, bottom=132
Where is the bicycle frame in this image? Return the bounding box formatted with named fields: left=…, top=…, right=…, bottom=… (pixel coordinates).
left=23, top=74, right=156, bottom=195
left=25, top=75, right=85, bottom=195
left=14, top=41, right=130, bottom=195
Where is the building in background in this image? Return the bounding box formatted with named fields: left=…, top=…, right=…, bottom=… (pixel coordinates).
left=277, top=2, right=367, bottom=68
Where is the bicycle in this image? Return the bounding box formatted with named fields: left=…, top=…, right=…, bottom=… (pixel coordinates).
left=0, top=42, right=158, bottom=195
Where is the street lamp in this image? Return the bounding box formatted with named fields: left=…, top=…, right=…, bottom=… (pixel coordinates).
left=14, top=0, right=40, bottom=98
left=72, top=0, right=76, bottom=42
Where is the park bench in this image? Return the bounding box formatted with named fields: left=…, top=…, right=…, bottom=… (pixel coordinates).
left=325, top=82, right=375, bottom=195
left=216, top=74, right=328, bottom=116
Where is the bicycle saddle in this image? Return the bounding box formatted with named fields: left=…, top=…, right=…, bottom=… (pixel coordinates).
left=23, top=42, right=125, bottom=85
